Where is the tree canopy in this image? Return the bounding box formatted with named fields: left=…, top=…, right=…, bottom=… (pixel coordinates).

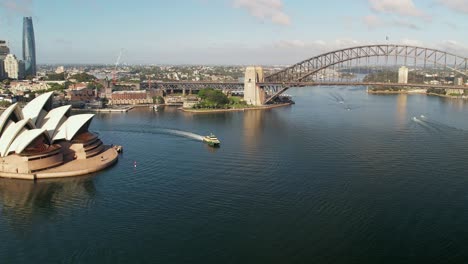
left=87, top=82, right=104, bottom=90
left=69, top=73, right=97, bottom=82
left=0, top=100, right=12, bottom=107
left=198, top=88, right=229, bottom=107
left=47, top=72, right=65, bottom=81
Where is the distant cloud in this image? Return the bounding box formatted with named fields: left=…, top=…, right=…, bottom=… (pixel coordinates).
left=232, top=0, right=291, bottom=25
left=393, top=18, right=421, bottom=30
left=273, top=39, right=363, bottom=53
left=363, top=15, right=421, bottom=30
left=437, top=0, right=468, bottom=14
left=363, top=15, right=384, bottom=29
left=0, top=0, right=34, bottom=15
left=369, top=0, right=430, bottom=20
left=399, top=38, right=424, bottom=46
left=436, top=40, right=468, bottom=56
left=443, top=21, right=458, bottom=30
left=55, top=38, right=72, bottom=46
left=274, top=40, right=306, bottom=48
left=272, top=38, right=468, bottom=55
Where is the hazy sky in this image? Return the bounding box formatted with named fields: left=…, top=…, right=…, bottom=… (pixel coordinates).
left=0, top=0, right=466, bottom=65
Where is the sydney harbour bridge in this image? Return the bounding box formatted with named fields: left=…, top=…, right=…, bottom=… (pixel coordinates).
left=140, top=44, right=468, bottom=106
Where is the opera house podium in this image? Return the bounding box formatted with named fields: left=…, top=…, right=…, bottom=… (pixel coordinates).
left=0, top=92, right=118, bottom=180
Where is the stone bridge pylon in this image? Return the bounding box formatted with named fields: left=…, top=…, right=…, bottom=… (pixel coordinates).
left=244, top=66, right=266, bottom=106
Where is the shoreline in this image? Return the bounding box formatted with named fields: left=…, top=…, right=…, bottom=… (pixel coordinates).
left=368, top=90, right=467, bottom=99
left=180, top=103, right=292, bottom=113
left=427, top=93, right=467, bottom=99
left=71, top=104, right=178, bottom=113
left=367, top=90, right=426, bottom=95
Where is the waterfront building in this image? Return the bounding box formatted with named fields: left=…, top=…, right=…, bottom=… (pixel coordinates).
left=4, top=54, right=20, bottom=79
left=445, top=88, right=464, bottom=95
left=68, top=86, right=97, bottom=102
left=0, top=92, right=118, bottom=179
left=0, top=40, right=9, bottom=60
left=398, top=66, right=409, bottom=84
left=23, top=17, right=37, bottom=77
left=110, top=90, right=152, bottom=105
left=456, top=77, right=464, bottom=86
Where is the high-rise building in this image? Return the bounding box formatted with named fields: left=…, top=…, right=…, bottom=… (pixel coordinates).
left=22, top=17, right=36, bottom=77
left=18, top=60, right=25, bottom=79
left=0, top=59, right=5, bottom=80
left=398, top=66, right=409, bottom=84
left=4, top=54, right=20, bottom=79
left=0, top=40, right=9, bottom=60
left=55, top=66, right=65, bottom=74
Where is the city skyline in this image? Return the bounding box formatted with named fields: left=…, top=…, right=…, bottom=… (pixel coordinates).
left=0, top=0, right=467, bottom=65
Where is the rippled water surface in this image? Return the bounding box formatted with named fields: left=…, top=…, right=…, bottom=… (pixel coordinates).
left=2, top=87, right=468, bottom=263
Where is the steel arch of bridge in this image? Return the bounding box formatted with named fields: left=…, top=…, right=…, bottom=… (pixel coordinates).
left=264, top=44, right=468, bottom=83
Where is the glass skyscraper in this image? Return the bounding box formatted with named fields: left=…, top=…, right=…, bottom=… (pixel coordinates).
left=22, top=17, right=36, bottom=76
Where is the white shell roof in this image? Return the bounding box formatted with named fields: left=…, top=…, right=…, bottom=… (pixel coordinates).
left=0, top=119, right=34, bottom=157
left=39, top=105, right=71, bottom=139
left=22, top=92, right=53, bottom=126
left=8, top=128, right=49, bottom=155
left=0, top=103, right=23, bottom=136
left=53, top=114, right=95, bottom=141
left=0, top=94, right=100, bottom=158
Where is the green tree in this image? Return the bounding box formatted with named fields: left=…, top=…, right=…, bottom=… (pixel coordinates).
left=197, top=88, right=229, bottom=108
left=47, top=72, right=65, bottom=81
left=427, top=87, right=446, bottom=95
left=87, top=82, right=104, bottom=90
left=48, top=83, right=66, bottom=91
left=101, top=97, right=109, bottom=107
left=0, top=100, right=12, bottom=108
left=152, top=96, right=165, bottom=104
left=198, top=88, right=214, bottom=100
left=69, top=73, right=97, bottom=82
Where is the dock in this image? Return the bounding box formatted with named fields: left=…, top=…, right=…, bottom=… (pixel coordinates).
left=73, top=106, right=134, bottom=113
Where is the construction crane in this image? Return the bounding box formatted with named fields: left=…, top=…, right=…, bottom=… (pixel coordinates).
left=112, top=49, right=124, bottom=84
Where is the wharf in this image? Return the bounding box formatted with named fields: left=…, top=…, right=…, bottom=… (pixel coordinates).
left=73, top=106, right=134, bottom=113
left=181, top=103, right=292, bottom=113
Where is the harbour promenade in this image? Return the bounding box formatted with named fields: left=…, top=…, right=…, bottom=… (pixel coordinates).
left=0, top=146, right=118, bottom=180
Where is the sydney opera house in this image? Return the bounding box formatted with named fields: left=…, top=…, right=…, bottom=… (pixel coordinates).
left=0, top=92, right=118, bottom=180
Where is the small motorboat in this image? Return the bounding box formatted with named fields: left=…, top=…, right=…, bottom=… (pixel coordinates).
left=203, top=133, right=221, bottom=147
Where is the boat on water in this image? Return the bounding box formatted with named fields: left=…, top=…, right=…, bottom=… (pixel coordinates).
left=203, top=133, right=221, bottom=147
left=150, top=104, right=158, bottom=111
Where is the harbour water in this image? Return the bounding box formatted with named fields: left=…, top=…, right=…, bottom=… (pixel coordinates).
left=2, top=86, right=468, bottom=263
